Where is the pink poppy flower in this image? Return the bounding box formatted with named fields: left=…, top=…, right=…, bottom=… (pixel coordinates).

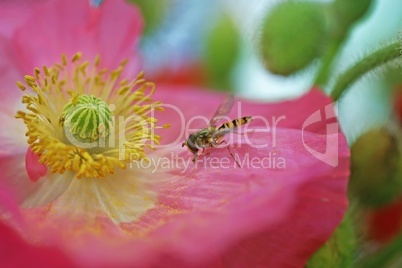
left=0, top=0, right=350, bottom=267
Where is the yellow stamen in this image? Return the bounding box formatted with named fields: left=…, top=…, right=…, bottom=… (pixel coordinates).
left=16, top=53, right=168, bottom=179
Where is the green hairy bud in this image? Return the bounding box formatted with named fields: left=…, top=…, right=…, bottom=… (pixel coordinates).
left=349, top=128, right=402, bottom=207
left=259, top=1, right=326, bottom=76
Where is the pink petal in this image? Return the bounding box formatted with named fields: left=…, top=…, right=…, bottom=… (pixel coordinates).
left=31, top=130, right=347, bottom=267
left=0, top=151, right=74, bottom=210
left=0, top=37, right=23, bottom=113
left=131, top=130, right=348, bottom=267
left=0, top=112, right=26, bottom=157
left=12, top=0, right=143, bottom=74
left=21, top=171, right=74, bottom=208
left=25, top=148, right=47, bottom=182
left=0, top=101, right=54, bottom=206
left=0, top=0, right=46, bottom=39
left=0, top=153, right=40, bottom=204
left=0, top=182, right=64, bottom=267
left=0, top=182, right=24, bottom=226
left=6, top=88, right=349, bottom=267
left=0, top=221, right=74, bottom=267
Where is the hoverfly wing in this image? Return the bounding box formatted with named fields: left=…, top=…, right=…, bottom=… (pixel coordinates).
left=209, top=94, right=234, bottom=127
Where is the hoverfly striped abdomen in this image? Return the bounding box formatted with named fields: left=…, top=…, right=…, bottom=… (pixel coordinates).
left=218, top=116, right=252, bottom=132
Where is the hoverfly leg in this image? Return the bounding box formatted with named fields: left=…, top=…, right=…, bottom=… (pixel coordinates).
left=203, top=147, right=214, bottom=157
left=220, top=140, right=241, bottom=168
left=227, top=146, right=241, bottom=168
left=198, top=148, right=207, bottom=159
left=201, top=148, right=211, bottom=157
left=192, top=153, right=198, bottom=163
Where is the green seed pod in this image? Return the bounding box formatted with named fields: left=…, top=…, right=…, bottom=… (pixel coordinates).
left=61, top=95, right=113, bottom=144
left=349, top=128, right=402, bottom=207
left=259, top=1, right=326, bottom=76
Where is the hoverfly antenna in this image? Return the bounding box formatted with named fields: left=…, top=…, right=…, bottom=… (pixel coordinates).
left=182, top=142, right=185, bottom=147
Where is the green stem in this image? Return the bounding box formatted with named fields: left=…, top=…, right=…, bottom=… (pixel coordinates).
left=356, top=234, right=402, bottom=268
left=314, top=40, right=343, bottom=87
left=331, top=41, right=401, bottom=101
left=314, top=0, right=374, bottom=88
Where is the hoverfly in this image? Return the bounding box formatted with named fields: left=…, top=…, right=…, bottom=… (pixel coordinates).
left=182, top=95, right=252, bottom=167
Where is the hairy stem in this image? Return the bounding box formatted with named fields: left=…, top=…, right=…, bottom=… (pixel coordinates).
left=331, top=41, right=401, bottom=101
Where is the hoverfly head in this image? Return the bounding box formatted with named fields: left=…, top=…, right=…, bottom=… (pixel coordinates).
left=183, top=133, right=199, bottom=154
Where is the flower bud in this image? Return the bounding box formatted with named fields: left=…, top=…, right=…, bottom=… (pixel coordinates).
left=349, top=128, right=402, bottom=207
left=259, top=1, right=326, bottom=76
left=332, top=0, right=372, bottom=36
